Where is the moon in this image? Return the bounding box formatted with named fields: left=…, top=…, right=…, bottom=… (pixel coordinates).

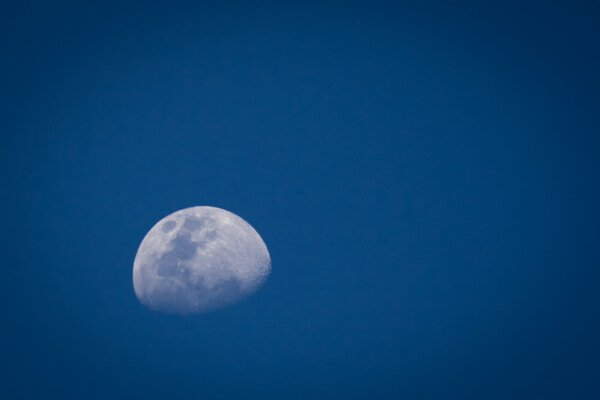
left=132, top=206, right=271, bottom=315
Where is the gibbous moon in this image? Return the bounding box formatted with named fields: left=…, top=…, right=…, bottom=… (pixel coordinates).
left=133, top=206, right=271, bottom=314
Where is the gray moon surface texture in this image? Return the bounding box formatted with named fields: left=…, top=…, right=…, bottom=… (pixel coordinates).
left=133, top=206, right=271, bottom=314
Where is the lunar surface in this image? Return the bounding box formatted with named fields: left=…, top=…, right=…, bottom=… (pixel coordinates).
left=133, top=206, right=271, bottom=314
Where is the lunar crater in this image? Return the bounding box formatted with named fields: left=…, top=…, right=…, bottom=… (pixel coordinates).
left=161, top=220, right=176, bottom=232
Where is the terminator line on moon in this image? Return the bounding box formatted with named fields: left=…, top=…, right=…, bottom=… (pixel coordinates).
left=133, top=206, right=271, bottom=314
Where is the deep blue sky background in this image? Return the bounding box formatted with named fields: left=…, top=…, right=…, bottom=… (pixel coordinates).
left=2, top=1, right=599, bottom=399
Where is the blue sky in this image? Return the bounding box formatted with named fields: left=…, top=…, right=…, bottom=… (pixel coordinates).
left=2, top=1, right=599, bottom=399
